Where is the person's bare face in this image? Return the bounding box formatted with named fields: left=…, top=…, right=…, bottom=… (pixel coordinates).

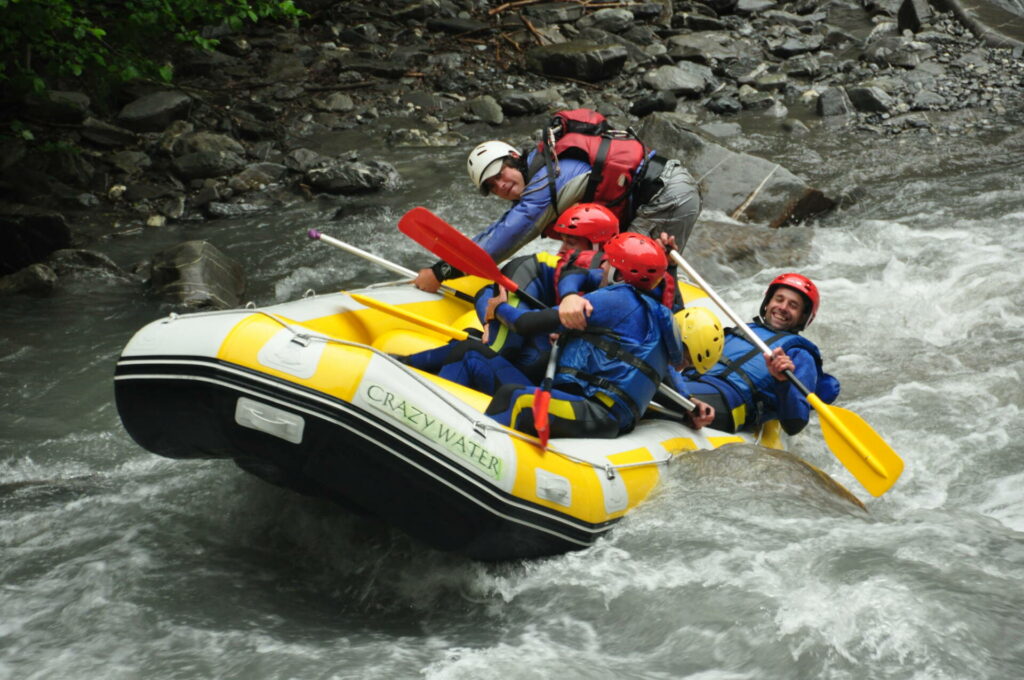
left=485, top=165, right=525, bottom=201
left=763, top=287, right=807, bottom=331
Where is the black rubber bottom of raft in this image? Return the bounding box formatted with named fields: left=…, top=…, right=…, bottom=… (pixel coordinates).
left=115, top=355, right=616, bottom=562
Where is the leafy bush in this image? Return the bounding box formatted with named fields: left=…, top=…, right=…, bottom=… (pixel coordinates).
left=0, top=0, right=304, bottom=95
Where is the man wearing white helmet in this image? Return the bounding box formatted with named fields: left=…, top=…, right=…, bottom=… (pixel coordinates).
left=414, top=127, right=701, bottom=293
left=414, top=140, right=592, bottom=292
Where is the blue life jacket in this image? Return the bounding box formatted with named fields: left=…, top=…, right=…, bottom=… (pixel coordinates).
left=555, top=283, right=683, bottom=430
left=684, top=322, right=839, bottom=430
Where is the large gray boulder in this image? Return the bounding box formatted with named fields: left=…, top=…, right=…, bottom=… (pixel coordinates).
left=0, top=204, right=72, bottom=276
left=525, top=41, right=628, bottom=82
left=305, top=159, right=401, bottom=195
left=638, top=113, right=835, bottom=228
left=146, top=240, right=246, bottom=309
left=116, top=91, right=193, bottom=132
left=0, top=263, right=58, bottom=296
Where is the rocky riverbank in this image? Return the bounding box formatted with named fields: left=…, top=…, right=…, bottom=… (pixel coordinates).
left=2, top=0, right=1022, bottom=303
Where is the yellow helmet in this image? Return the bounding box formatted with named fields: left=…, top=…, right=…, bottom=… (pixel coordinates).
left=675, top=307, right=724, bottom=374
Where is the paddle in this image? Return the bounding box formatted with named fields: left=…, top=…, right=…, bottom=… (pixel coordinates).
left=533, top=343, right=560, bottom=448
left=397, top=207, right=547, bottom=309
left=308, top=228, right=474, bottom=304
left=667, top=250, right=904, bottom=497
left=349, top=293, right=469, bottom=341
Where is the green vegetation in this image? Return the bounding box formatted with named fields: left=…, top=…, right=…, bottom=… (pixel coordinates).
left=0, top=0, right=304, bottom=95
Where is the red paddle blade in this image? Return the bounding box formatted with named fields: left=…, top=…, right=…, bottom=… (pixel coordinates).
left=533, top=387, right=551, bottom=448
left=398, top=207, right=521, bottom=292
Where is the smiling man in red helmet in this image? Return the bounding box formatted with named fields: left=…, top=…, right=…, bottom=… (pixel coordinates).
left=667, top=273, right=840, bottom=436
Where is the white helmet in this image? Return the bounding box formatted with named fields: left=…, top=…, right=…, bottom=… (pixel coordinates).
left=467, top=141, right=518, bottom=195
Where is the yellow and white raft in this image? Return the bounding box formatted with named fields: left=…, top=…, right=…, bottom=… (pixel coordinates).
left=114, top=278, right=783, bottom=560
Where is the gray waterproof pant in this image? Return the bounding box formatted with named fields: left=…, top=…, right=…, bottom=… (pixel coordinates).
left=629, top=159, right=702, bottom=251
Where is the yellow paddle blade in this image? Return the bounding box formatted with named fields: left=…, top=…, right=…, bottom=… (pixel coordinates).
left=808, top=394, right=904, bottom=497
left=349, top=293, right=468, bottom=341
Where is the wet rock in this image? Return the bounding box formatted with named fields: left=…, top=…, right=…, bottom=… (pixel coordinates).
left=674, top=12, right=729, bottom=32
left=315, top=93, right=355, bottom=113
left=638, top=112, right=835, bottom=227
left=898, top=0, right=932, bottom=34
left=753, top=71, right=789, bottom=92
left=0, top=205, right=72, bottom=275
left=285, top=149, right=325, bottom=173
left=45, top=149, right=95, bottom=188
left=499, top=88, right=566, bottom=116
left=45, top=248, right=127, bottom=278
left=0, top=263, right=58, bottom=296
left=176, top=131, right=246, bottom=156
left=266, top=53, right=308, bottom=81
left=23, top=91, right=90, bottom=124
left=630, top=90, right=678, bottom=116
left=706, top=93, right=743, bottom=114
left=146, top=240, right=246, bottom=309
left=172, top=151, right=247, bottom=180
left=227, top=165, right=281, bottom=194
left=116, top=91, right=193, bottom=132
left=426, top=17, right=491, bottom=34
left=736, top=0, right=777, bottom=13
left=817, top=86, right=855, bottom=117
left=784, top=54, right=821, bottom=78
left=175, top=47, right=241, bottom=77
left=847, top=86, right=896, bottom=113
left=305, top=159, right=400, bottom=195
left=393, top=1, right=441, bottom=22
left=525, top=41, right=628, bottom=82
left=578, top=8, right=634, bottom=33
left=643, top=63, right=713, bottom=95
left=466, top=95, right=504, bottom=125
left=110, top=151, right=153, bottom=176
left=912, top=89, right=947, bottom=109
left=864, top=35, right=934, bottom=68
left=123, top=181, right=180, bottom=203
left=739, top=85, right=776, bottom=110
left=767, top=33, right=825, bottom=58
left=699, top=0, right=739, bottom=14
left=337, top=56, right=409, bottom=79
left=666, top=32, right=760, bottom=63
left=525, top=3, right=585, bottom=23
left=80, top=118, right=138, bottom=148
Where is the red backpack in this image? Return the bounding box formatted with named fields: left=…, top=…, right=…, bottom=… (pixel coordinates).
left=529, top=109, right=650, bottom=229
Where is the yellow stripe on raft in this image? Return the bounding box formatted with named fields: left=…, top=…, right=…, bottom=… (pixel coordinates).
left=217, top=314, right=370, bottom=404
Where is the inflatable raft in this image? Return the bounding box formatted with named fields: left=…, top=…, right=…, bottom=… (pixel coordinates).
left=114, top=278, right=783, bottom=561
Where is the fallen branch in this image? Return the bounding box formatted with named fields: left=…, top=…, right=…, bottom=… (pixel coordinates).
left=520, top=15, right=548, bottom=46
left=731, top=164, right=780, bottom=221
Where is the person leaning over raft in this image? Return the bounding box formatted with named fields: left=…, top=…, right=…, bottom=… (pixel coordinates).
left=414, top=128, right=701, bottom=293
left=485, top=233, right=684, bottom=439
left=666, top=273, right=841, bottom=436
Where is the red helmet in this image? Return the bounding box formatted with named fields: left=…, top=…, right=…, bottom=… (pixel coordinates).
left=551, top=203, right=619, bottom=246
left=603, top=233, right=667, bottom=288
left=760, top=273, right=820, bottom=330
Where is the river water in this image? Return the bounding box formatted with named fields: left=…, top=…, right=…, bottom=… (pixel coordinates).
left=2, top=107, right=1023, bottom=679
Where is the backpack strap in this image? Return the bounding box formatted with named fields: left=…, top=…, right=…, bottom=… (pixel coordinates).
left=583, top=136, right=612, bottom=204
